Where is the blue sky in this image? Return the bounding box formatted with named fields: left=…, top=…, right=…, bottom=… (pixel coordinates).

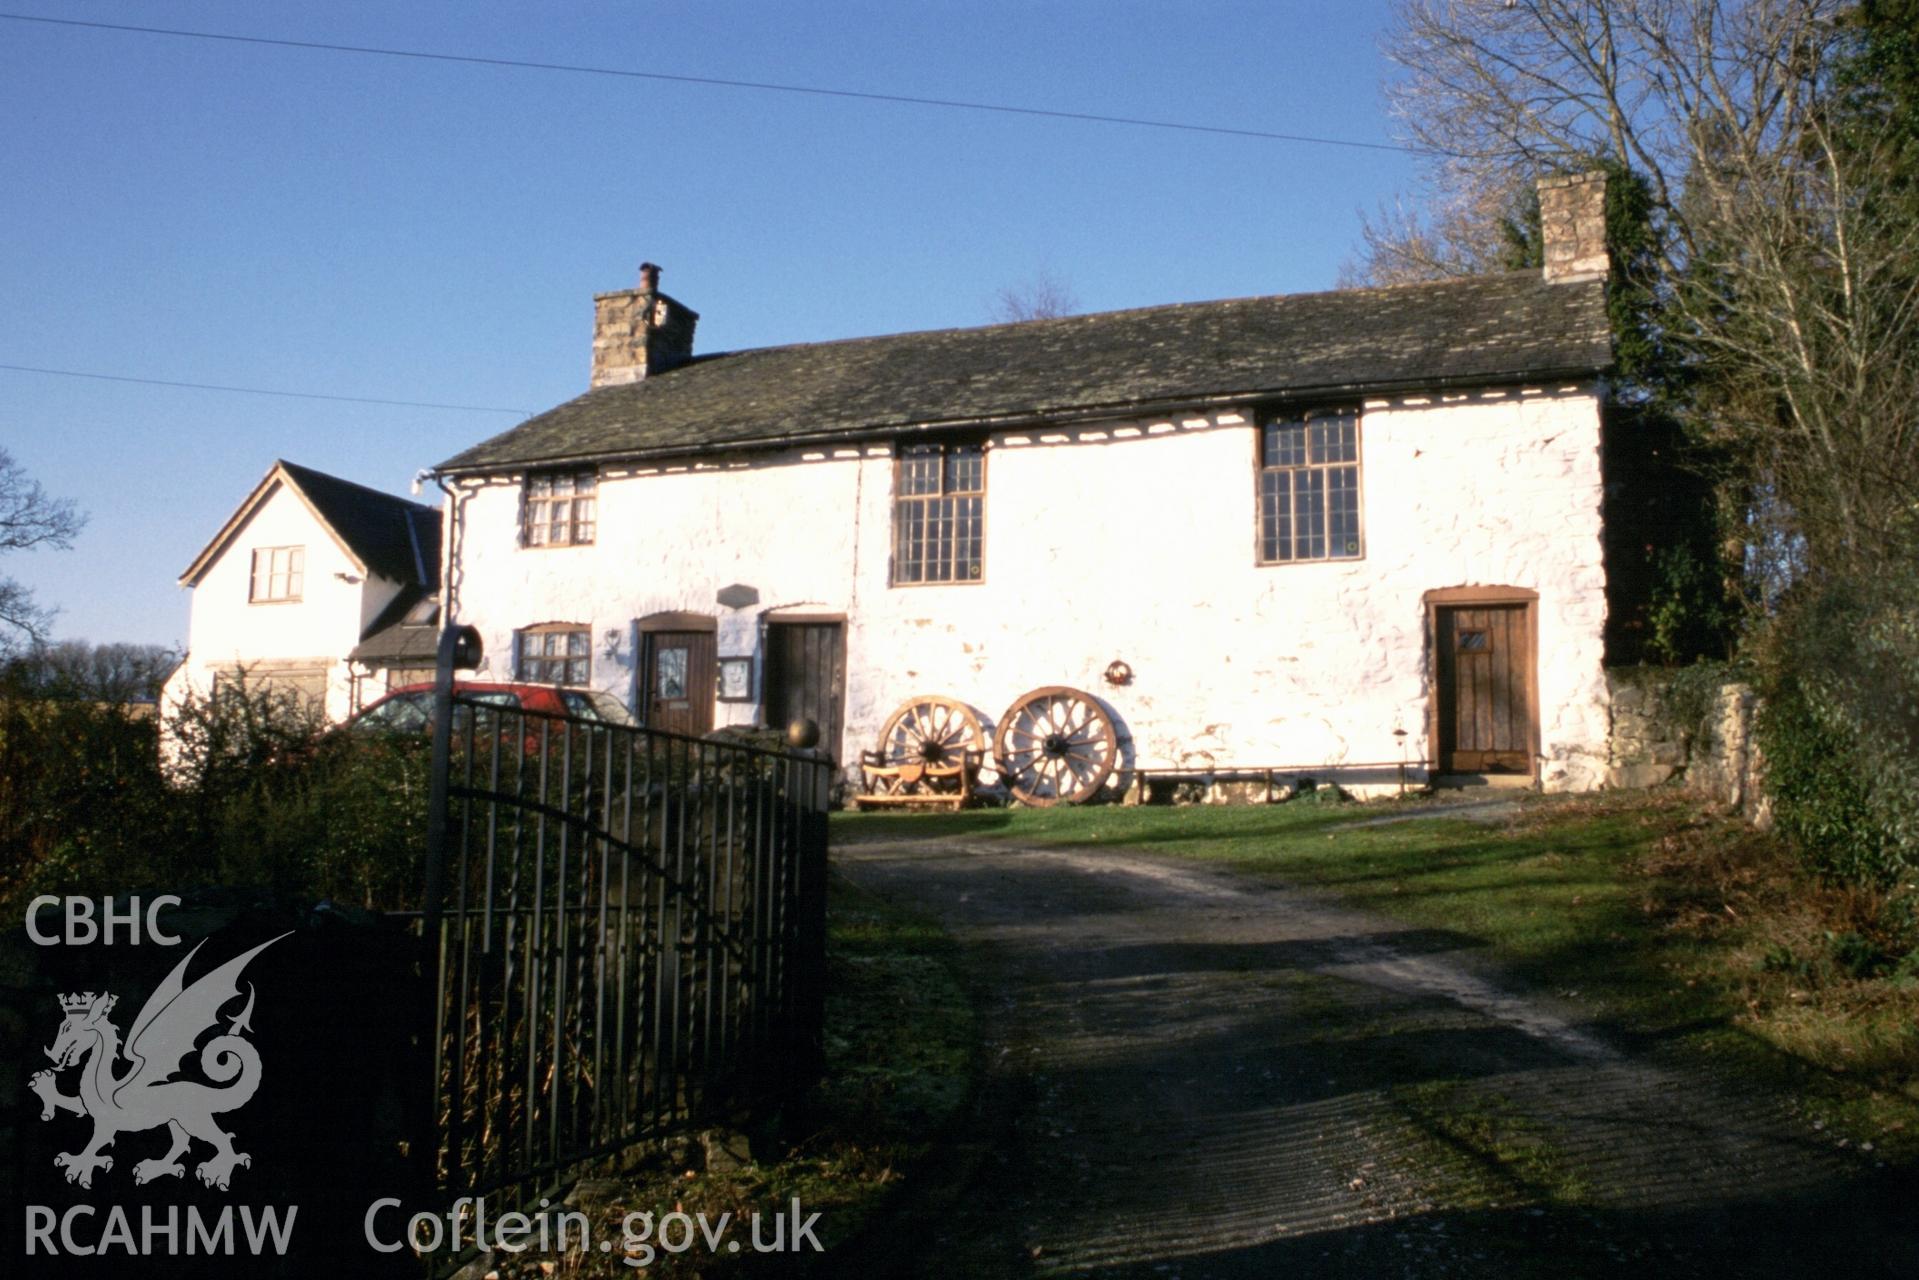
left=0, top=2, right=1420, bottom=648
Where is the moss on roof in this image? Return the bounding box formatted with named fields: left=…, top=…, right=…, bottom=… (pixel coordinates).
left=438, top=271, right=1609, bottom=473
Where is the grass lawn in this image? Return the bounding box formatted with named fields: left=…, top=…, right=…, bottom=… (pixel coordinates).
left=834, top=789, right=1919, bottom=1165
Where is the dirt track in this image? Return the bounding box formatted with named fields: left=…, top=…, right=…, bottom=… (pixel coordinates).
left=833, top=835, right=1919, bottom=1279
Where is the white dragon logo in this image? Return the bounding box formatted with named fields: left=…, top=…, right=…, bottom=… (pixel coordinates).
left=29, top=933, right=288, bottom=1191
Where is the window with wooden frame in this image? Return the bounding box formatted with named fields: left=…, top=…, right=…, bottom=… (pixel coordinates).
left=248, top=545, right=305, bottom=601
left=516, top=624, right=591, bottom=685
left=892, top=441, right=985, bottom=585
left=1258, top=407, right=1363, bottom=563
left=520, top=470, right=597, bottom=547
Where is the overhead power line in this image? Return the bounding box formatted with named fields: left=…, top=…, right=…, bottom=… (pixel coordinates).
left=0, top=12, right=1446, bottom=157
left=0, top=363, right=530, bottom=414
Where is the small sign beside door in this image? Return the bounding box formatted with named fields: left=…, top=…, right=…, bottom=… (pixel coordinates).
left=717, top=656, right=753, bottom=702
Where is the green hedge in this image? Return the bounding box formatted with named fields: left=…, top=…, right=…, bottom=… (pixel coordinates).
left=0, top=676, right=431, bottom=914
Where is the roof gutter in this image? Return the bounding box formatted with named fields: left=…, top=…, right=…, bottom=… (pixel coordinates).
left=428, top=362, right=1608, bottom=481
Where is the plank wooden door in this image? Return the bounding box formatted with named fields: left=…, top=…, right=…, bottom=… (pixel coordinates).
left=1435, top=603, right=1533, bottom=774
left=762, top=621, right=845, bottom=764
left=641, top=630, right=715, bottom=737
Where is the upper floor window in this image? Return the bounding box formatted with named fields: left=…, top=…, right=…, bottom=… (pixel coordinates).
left=522, top=470, right=597, bottom=547
left=892, top=441, right=984, bottom=585
left=517, top=623, right=590, bottom=685
left=1258, top=408, right=1362, bottom=563
left=249, top=545, right=304, bottom=601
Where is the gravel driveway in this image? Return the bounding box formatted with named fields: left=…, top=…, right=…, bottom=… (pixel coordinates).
left=833, top=835, right=1918, bottom=1279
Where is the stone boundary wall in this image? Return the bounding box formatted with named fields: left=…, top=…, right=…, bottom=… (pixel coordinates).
left=1607, top=668, right=1772, bottom=826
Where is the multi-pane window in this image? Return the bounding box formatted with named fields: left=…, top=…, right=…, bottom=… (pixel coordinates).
left=1258, top=408, right=1362, bottom=563
left=517, top=625, right=591, bottom=685
left=892, top=441, right=985, bottom=585
left=249, top=546, right=304, bottom=601
left=521, top=470, right=597, bottom=547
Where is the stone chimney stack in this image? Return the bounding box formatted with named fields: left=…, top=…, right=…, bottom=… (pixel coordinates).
left=591, top=263, right=699, bottom=388
left=1536, top=172, right=1609, bottom=284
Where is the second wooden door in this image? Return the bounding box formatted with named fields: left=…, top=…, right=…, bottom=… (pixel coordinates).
left=1435, top=603, right=1533, bottom=774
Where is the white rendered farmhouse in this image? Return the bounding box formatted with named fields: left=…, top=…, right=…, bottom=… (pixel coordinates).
left=434, top=176, right=1620, bottom=795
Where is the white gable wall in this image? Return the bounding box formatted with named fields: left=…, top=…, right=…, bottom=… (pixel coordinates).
left=168, top=480, right=373, bottom=724
left=448, top=383, right=1610, bottom=793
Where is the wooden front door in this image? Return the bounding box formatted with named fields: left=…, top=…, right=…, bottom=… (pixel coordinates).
left=762, top=621, right=845, bottom=764
left=642, top=630, right=715, bottom=737
left=1435, top=603, right=1534, bottom=774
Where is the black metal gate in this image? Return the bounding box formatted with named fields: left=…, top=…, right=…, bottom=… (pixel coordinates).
left=419, top=673, right=830, bottom=1213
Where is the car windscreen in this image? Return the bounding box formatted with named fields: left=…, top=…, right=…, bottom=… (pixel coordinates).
left=352, top=693, right=430, bottom=732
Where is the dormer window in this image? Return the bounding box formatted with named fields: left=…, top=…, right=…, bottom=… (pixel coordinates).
left=249, top=546, right=304, bottom=601
left=521, top=470, right=597, bottom=547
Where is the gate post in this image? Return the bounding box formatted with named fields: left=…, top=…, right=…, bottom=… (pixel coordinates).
left=423, top=624, right=484, bottom=936
left=420, top=624, right=481, bottom=1210
left=784, top=719, right=831, bottom=1093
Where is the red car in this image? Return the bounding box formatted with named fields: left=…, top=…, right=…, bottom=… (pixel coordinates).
left=347, top=681, right=635, bottom=733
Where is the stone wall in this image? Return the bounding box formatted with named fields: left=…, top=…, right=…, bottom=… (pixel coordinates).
left=1606, top=668, right=1771, bottom=825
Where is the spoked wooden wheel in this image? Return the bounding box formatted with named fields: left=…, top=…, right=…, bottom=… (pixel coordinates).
left=993, top=686, right=1118, bottom=806
left=877, top=695, right=986, bottom=772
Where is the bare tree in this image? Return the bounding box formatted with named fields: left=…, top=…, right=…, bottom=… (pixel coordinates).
left=0, top=448, right=84, bottom=650
left=1682, top=102, right=1919, bottom=578
left=990, top=268, right=1080, bottom=322
left=1361, top=1, right=1905, bottom=553
left=1341, top=182, right=1542, bottom=286
left=1349, top=1, right=1846, bottom=286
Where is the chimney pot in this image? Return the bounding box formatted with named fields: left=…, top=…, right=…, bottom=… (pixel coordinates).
left=638, top=262, right=661, bottom=292
left=1536, top=171, right=1609, bottom=284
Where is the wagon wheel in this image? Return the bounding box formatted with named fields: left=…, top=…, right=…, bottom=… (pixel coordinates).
left=877, top=695, right=986, bottom=790
left=993, top=686, right=1118, bottom=806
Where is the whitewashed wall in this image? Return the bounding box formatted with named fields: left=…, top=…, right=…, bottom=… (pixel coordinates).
left=447, top=383, right=1611, bottom=793
left=165, top=481, right=394, bottom=726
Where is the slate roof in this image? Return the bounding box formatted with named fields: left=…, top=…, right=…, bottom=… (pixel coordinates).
left=438, top=270, right=1610, bottom=474
left=278, top=462, right=441, bottom=587
left=349, top=587, right=440, bottom=665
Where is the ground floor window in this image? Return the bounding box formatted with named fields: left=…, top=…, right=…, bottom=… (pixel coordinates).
left=517, top=624, right=590, bottom=685
left=212, top=664, right=328, bottom=711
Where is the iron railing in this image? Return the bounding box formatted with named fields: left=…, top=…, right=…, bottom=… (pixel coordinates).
left=419, top=692, right=830, bottom=1213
